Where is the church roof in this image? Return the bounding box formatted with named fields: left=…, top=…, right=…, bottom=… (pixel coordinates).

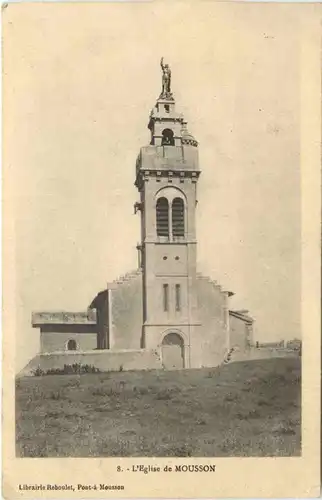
left=181, top=133, right=198, bottom=147
left=89, top=290, right=108, bottom=310
left=181, top=120, right=198, bottom=146
left=229, top=309, right=254, bottom=323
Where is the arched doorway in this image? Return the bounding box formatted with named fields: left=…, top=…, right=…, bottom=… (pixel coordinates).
left=67, top=339, right=77, bottom=351
left=161, top=332, right=184, bottom=370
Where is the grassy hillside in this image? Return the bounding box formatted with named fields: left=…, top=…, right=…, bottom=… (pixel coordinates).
left=16, top=357, right=301, bottom=457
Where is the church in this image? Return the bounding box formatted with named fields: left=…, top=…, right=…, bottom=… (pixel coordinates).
left=29, top=60, right=254, bottom=373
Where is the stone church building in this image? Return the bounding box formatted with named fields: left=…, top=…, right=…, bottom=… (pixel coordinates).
left=29, top=60, right=254, bottom=372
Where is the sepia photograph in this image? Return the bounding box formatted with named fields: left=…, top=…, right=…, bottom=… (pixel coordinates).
left=2, top=1, right=320, bottom=497
left=14, top=3, right=301, bottom=459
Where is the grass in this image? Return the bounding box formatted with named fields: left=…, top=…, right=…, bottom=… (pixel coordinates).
left=15, top=357, right=301, bottom=457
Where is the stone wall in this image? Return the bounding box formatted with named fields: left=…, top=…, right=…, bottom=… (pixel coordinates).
left=89, top=270, right=143, bottom=350
left=111, top=271, right=143, bottom=349
left=40, top=325, right=97, bottom=353
left=256, top=340, right=285, bottom=348
left=194, top=275, right=228, bottom=367
left=20, top=348, right=162, bottom=376
left=230, top=347, right=298, bottom=363
left=229, top=314, right=249, bottom=351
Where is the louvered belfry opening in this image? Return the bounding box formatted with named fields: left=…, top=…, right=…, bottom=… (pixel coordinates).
left=172, top=197, right=185, bottom=238
left=156, top=197, right=169, bottom=238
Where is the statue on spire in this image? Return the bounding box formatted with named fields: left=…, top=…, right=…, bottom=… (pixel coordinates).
left=160, top=57, right=172, bottom=99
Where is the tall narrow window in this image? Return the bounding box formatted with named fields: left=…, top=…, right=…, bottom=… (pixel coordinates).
left=175, top=284, right=181, bottom=311
left=156, top=197, right=169, bottom=238
left=163, top=284, right=169, bottom=312
left=172, top=198, right=185, bottom=238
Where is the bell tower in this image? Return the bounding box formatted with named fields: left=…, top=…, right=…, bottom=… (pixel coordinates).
left=135, top=59, right=201, bottom=368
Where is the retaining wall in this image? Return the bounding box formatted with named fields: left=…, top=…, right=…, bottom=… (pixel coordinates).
left=231, top=347, right=299, bottom=363
left=20, top=348, right=162, bottom=376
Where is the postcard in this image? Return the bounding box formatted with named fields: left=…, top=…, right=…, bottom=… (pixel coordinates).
left=2, top=1, right=321, bottom=498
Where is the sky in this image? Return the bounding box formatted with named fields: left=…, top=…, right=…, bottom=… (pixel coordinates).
left=3, top=2, right=304, bottom=372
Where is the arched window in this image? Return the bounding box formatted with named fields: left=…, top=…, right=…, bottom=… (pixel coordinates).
left=67, top=339, right=77, bottom=351
left=156, top=197, right=169, bottom=237
left=172, top=197, right=185, bottom=238
left=161, top=128, right=175, bottom=146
